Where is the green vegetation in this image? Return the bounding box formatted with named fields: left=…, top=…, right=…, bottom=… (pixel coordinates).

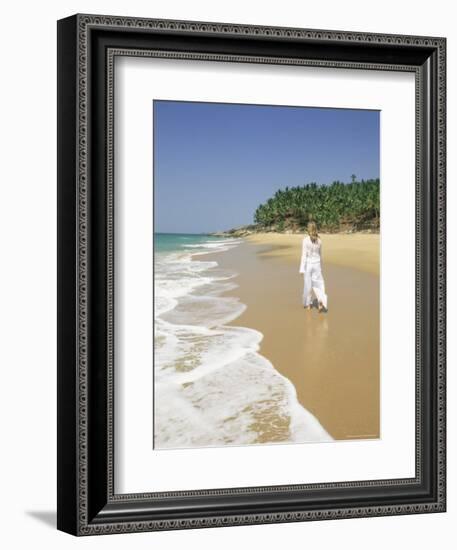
left=253, top=178, right=380, bottom=233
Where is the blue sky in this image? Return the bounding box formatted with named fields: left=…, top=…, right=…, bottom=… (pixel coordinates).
left=154, top=101, right=380, bottom=234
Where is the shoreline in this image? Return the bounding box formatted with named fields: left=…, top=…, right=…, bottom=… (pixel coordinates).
left=207, top=232, right=380, bottom=441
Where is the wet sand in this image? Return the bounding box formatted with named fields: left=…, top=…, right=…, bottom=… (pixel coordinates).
left=210, top=233, right=380, bottom=440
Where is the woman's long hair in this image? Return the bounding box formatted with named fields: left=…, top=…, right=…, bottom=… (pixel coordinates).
left=307, top=221, right=319, bottom=244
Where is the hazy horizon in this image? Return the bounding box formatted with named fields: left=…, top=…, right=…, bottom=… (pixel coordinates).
left=154, top=100, right=380, bottom=234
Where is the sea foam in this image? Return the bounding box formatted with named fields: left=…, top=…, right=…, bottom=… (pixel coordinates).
left=154, top=237, right=331, bottom=449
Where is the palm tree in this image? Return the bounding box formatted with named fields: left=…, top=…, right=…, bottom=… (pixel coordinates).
left=253, top=178, right=380, bottom=232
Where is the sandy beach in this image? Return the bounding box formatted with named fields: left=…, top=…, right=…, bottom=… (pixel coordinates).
left=209, top=232, right=380, bottom=441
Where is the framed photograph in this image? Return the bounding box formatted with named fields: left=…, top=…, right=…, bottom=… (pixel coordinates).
left=57, top=14, right=446, bottom=535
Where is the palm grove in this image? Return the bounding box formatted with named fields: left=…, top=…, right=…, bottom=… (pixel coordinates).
left=253, top=178, right=380, bottom=233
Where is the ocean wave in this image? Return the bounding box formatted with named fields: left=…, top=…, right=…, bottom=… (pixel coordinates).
left=154, top=238, right=331, bottom=449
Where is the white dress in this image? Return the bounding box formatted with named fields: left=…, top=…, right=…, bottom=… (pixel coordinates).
left=299, top=236, right=328, bottom=309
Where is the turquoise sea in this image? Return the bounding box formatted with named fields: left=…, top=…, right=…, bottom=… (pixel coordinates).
left=154, top=233, right=221, bottom=254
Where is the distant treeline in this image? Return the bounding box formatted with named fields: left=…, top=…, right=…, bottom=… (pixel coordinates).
left=254, top=178, right=380, bottom=232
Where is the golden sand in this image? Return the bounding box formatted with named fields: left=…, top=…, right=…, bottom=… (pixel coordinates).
left=245, top=232, right=380, bottom=275
left=210, top=232, right=380, bottom=440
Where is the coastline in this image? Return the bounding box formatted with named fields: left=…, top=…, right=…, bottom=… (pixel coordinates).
left=154, top=234, right=331, bottom=448
left=208, top=232, right=380, bottom=441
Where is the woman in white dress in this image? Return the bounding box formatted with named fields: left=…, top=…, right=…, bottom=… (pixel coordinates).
left=299, top=222, right=328, bottom=312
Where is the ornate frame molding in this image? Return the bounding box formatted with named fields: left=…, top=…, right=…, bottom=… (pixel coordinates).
left=57, top=14, right=446, bottom=536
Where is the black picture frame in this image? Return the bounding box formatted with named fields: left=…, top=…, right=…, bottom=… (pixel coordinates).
left=57, top=13, right=446, bottom=536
